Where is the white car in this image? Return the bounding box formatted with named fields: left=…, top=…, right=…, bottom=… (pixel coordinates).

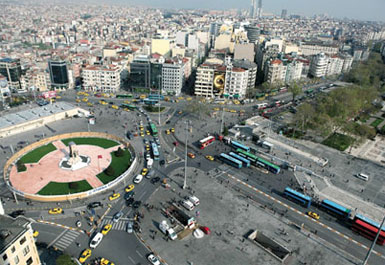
left=182, top=200, right=194, bottom=211
left=126, top=221, right=133, bottom=233
left=189, top=196, right=200, bottom=206
left=134, top=174, right=143, bottom=184
left=89, top=232, right=103, bottom=249
left=147, top=254, right=161, bottom=265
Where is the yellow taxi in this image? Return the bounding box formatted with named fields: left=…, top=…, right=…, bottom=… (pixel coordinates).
left=186, top=97, right=192, bottom=101
left=307, top=211, right=320, bottom=220
left=140, top=132, right=145, bottom=137
left=125, top=184, right=135, bottom=192
left=124, top=100, right=130, bottom=104
left=139, top=126, right=144, bottom=131
left=230, top=109, right=237, bottom=113
left=233, top=100, right=240, bottom=105
left=213, top=107, right=220, bottom=111
left=219, top=101, right=225, bottom=105
left=178, top=111, right=182, bottom=114
left=48, top=208, right=63, bottom=214
left=165, top=129, right=170, bottom=135
left=239, top=109, right=245, bottom=113
left=100, top=258, right=115, bottom=265
left=111, top=105, right=119, bottom=110
left=79, top=249, right=92, bottom=263
left=109, top=193, right=120, bottom=201
left=99, top=100, right=107, bottom=105
left=33, top=231, right=39, bottom=238
left=146, top=130, right=151, bottom=135
left=82, top=97, right=88, bottom=102
left=171, top=128, right=175, bottom=133
left=178, top=96, right=184, bottom=100
left=123, top=108, right=130, bottom=112
left=206, top=155, right=214, bottom=161
left=187, top=152, right=196, bottom=159
left=175, top=99, right=179, bottom=103
left=83, top=93, right=89, bottom=97
left=146, top=145, right=150, bottom=151
left=87, top=102, right=93, bottom=107
left=141, top=168, right=148, bottom=176
left=56, top=96, right=61, bottom=99
left=101, top=224, right=112, bottom=235
left=76, top=99, right=81, bottom=103
left=140, top=94, right=146, bottom=99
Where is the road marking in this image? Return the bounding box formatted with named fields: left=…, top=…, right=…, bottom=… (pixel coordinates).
left=127, top=256, right=136, bottom=264
left=47, top=229, right=66, bottom=248
left=136, top=250, right=143, bottom=258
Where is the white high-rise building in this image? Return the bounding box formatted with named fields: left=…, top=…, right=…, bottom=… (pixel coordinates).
left=194, top=64, right=215, bottom=98
left=309, top=53, right=328, bottom=78
left=265, top=59, right=287, bottom=84
left=224, top=65, right=249, bottom=99
left=326, top=55, right=344, bottom=76
left=285, top=60, right=303, bottom=84
left=162, top=60, right=185, bottom=96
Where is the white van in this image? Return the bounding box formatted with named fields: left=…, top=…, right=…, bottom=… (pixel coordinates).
left=89, top=232, right=103, bottom=249
left=356, top=173, right=369, bottom=181
left=182, top=200, right=194, bottom=211
left=189, top=196, right=200, bottom=206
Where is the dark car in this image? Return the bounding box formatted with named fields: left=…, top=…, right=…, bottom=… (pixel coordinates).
left=133, top=201, right=142, bottom=209
left=88, top=202, right=103, bottom=209
left=124, top=191, right=135, bottom=201
left=151, top=177, right=161, bottom=184
left=9, top=210, right=25, bottom=218
left=166, top=120, right=171, bottom=124
left=126, top=197, right=135, bottom=207
left=126, top=132, right=134, bottom=140
left=160, top=160, right=165, bottom=166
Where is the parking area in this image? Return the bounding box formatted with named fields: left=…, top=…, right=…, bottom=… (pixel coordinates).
left=138, top=167, right=356, bottom=265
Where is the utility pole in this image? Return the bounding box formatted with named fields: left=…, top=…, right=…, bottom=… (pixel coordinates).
left=362, top=214, right=385, bottom=265
left=158, top=75, right=161, bottom=126
left=220, top=106, right=225, bottom=135
left=183, top=120, right=189, bottom=189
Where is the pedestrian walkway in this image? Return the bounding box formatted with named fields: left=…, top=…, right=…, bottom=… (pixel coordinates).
left=100, top=217, right=130, bottom=231
left=52, top=230, right=80, bottom=251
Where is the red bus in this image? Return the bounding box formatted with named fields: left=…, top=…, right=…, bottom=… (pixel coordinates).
left=199, top=136, right=215, bottom=149
left=351, top=219, right=385, bottom=245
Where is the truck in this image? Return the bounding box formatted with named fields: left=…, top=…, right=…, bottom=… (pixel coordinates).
left=159, top=220, right=177, bottom=240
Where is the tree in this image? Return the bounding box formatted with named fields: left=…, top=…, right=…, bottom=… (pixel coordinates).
left=56, top=254, right=75, bottom=265
left=115, top=147, right=124, bottom=157
left=68, top=182, right=79, bottom=190
left=288, top=81, right=302, bottom=102
left=261, top=82, right=272, bottom=93
left=223, top=126, right=229, bottom=136
left=104, top=165, right=115, bottom=176
left=16, top=161, right=26, bottom=172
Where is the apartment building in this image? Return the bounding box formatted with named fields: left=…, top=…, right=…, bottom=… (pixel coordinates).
left=21, top=69, right=50, bottom=91
left=300, top=42, right=339, bottom=56
left=0, top=58, right=23, bottom=92
left=224, top=65, right=249, bottom=98
left=264, top=59, right=286, bottom=84
left=0, top=215, right=41, bottom=265
left=194, top=64, right=216, bottom=98
left=82, top=65, right=121, bottom=93
left=326, top=55, right=344, bottom=76
left=162, top=59, right=185, bottom=96
left=309, top=53, right=328, bottom=78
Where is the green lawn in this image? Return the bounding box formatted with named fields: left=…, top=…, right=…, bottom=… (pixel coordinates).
left=97, top=149, right=132, bottom=184
left=370, top=118, right=384, bottom=128
left=143, top=106, right=166, bottom=113
left=322, top=133, right=354, bottom=151
left=37, top=180, right=93, bottom=195
left=19, top=143, right=56, bottom=164
left=61, top=137, right=119, bottom=149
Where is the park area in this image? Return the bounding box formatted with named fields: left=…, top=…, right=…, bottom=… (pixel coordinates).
left=322, top=133, right=354, bottom=151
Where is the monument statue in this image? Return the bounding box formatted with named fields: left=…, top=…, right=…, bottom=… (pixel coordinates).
left=59, top=141, right=90, bottom=171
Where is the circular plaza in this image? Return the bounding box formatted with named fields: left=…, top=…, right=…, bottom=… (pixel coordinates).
left=3, top=132, right=136, bottom=201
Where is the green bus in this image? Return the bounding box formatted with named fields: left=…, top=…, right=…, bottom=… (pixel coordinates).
left=149, top=123, right=158, bottom=137
left=236, top=149, right=257, bottom=162
left=116, top=94, right=133, bottom=98
left=121, top=103, right=137, bottom=110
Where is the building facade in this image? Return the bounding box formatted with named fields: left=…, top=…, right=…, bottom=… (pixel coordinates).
left=0, top=58, right=22, bottom=92
left=82, top=65, right=121, bottom=93
left=309, top=53, right=328, bottom=78
left=48, top=59, right=69, bottom=90
left=0, top=215, right=41, bottom=265
left=162, top=60, right=185, bottom=96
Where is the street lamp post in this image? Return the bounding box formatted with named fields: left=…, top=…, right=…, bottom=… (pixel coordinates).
left=183, top=120, right=190, bottom=189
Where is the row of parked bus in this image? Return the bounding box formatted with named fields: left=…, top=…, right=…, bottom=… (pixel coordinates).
left=283, top=187, right=385, bottom=245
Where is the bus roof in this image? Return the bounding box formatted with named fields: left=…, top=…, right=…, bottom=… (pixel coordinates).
left=356, top=214, right=385, bottom=231
left=284, top=187, right=311, bottom=201
left=257, top=157, right=280, bottom=170
left=220, top=153, right=242, bottom=165
left=200, top=136, right=215, bottom=143
left=322, top=199, right=351, bottom=214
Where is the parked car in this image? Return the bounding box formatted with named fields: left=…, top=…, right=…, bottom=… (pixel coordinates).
left=200, top=226, right=211, bottom=235
left=126, top=221, right=134, bottom=233
left=182, top=200, right=194, bottom=211
left=88, top=202, right=103, bottom=209
left=189, top=196, right=200, bottom=206
left=147, top=254, right=161, bottom=265
left=134, top=174, right=143, bottom=184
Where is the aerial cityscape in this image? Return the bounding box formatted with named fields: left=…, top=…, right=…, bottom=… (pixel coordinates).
left=1, top=0, right=385, bottom=265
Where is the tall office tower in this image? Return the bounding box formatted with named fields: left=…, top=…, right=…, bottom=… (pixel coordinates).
left=48, top=59, right=69, bottom=90
left=257, top=0, right=262, bottom=19
left=281, top=9, right=287, bottom=19
left=250, top=0, right=257, bottom=18
left=0, top=58, right=22, bottom=92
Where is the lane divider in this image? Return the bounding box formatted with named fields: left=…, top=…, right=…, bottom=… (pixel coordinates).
left=223, top=173, right=385, bottom=260
left=37, top=220, right=85, bottom=233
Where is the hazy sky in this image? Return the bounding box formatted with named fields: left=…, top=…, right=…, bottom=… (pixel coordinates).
left=126, top=0, right=385, bottom=22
